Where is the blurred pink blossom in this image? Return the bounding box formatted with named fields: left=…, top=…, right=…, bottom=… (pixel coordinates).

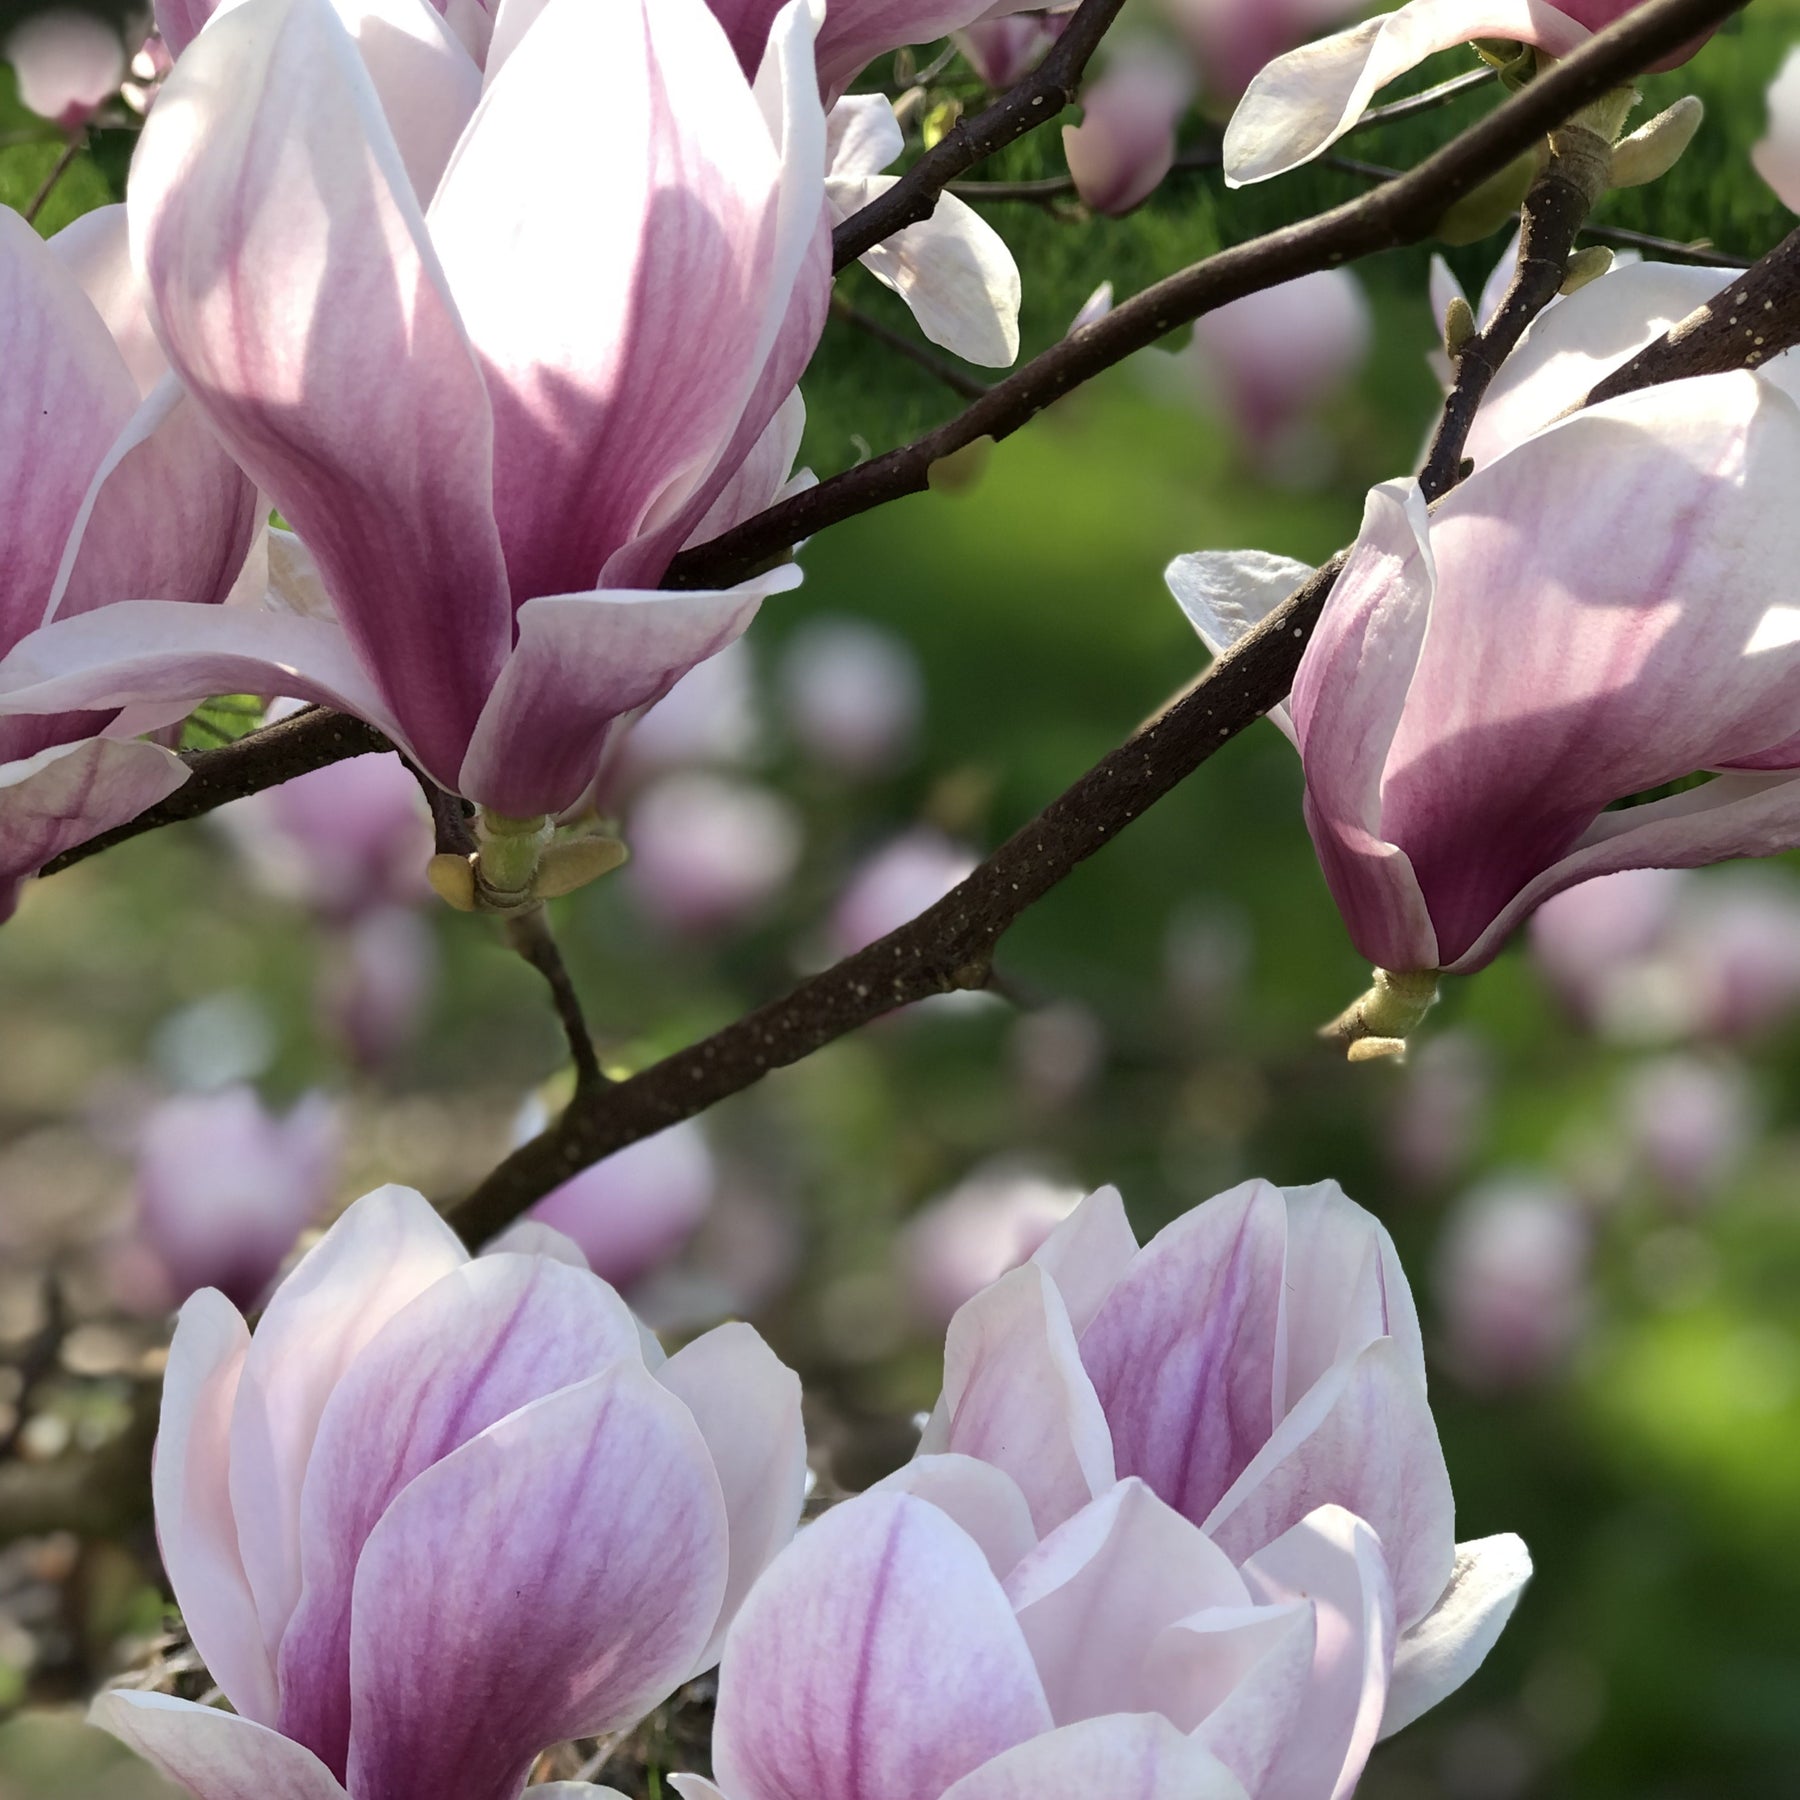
left=1161, top=0, right=1364, bottom=99
left=1062, top=43, right=1193, bottom=216
left=953, top=11, right=1067, bottom=88
left=1756, top=46, right=1800, bottom=211
left=778, top=615, right=923, bottom=777
left=1620, top=1053, right=1754, bottom=1203
left=624, top=772, right=804, bottom=936
left=829, top=827, right=981, bottom=958
left=1390, top=1029, right=1491, bottom=1190
left=317, top=906, right=439, bottom=1070
left=4, top=8, right=127, bottom=126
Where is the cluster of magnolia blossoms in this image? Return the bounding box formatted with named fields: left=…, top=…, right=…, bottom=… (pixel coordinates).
left=92, top=1177, right=1527, bottom=1800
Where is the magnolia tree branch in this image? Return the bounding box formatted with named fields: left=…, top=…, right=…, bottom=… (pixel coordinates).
left=670, top=0, right=1753, bottom=591
left=830, top=0, right=1130, bottom=271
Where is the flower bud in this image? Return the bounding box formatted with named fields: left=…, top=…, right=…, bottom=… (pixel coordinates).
left=1609, top=95, right=1704, bottom=189
left=1063, top=45, right=1193, bottom=216
left=4, top=8, right=124, bottom=127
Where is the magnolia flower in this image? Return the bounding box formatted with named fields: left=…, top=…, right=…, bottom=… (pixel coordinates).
left=623, top=772, right=804, bottom=936
left=828, top=94, right=1021, bottom=366
left=4, top=7, right=129, bottom=124
left=778, top=615, right=923, bottom=775
left=919, top=1180, right=1531, bottom=1728
left=1171, top=305, right=1800, bottom=1031
left=954, top=12, right=1068, bottom=89
left=318, top=906, right=439, bottom=1069
left=1063, top=44, right=1194, bottom=216
left=687, top=1479, right=1404, bottom=1800
left=113, top=1086, right=340, bottom=1313
left=91, top=1185, right=805, bottom=1800
left=1223, top=0, right=1716, bottom=185
left=0, top=0, right=829, bottom=888
left=1620, top=1052, right=1753, bottom=1201
left=1754, top=45, right=1800, bottom=211
left=0, top=204, right=257, bottom=920
left=1432, top=1175, right=1589, bottom=1390
left=1162, top=0, right=1366, bottom=101
left=829, top=827, right=981, bottom=957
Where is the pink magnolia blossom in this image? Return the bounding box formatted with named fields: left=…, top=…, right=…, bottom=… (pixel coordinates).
left=954, top=12, right=1068, bottom=89
left=1162, top=0, right=1366, bottom=100
left=0, top=0, right=830, bottom=831
left=902, top=1162, right=1086, bottom=1324
left=4, top=7, right=128, bottom=125
left=612, top=637, right=763, bottom=784
left=917, top=1181, right=1531, bottom=1730
left=91, top=1185, right=805, bottom=1800
left=113, top=1086, right=341, bottom=1314
left=1172, top=287, right=1800, bottom=980
left=778, top=615, right=923, bottom=776
left=318, top=906, right=439, bottom=1069
left=1754, top=46, right=1800, bottom=212
left=1432, top=1175, right=1589, bottom=1390
left=688, top=1480, right=1400, bottom=1800
left=830, top=827, right=982, bottom=958
left=1223, top=0, right=1716, bottom=185
left=1620, top=1052, right=1753, bottom=1201
left=0, top=204, right=257, bottom=920
left=1063, top=44, right=1194, bottom=216
left=623, top=772, right=804, bottom=936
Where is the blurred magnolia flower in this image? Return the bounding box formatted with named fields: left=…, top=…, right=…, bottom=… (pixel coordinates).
left=120, top=28, right=173, bottom=111
left=1433, top=1175, right=1590, bottom=1390
left=691, top=1480, right=1397, bottom=1800
left=217, top=749, right=434, bottom=925
left=92, top=1185, right=805, bottom=1800
left=4, top=7, right=127, bottom=125
left=778, top=614, right=923, bottom=776
left=953, top=11, right=1067, bottom=88
left=318, top=906, right=439, bottom=1070
left=1008, top=1001, right=1106, bottom=1111
left=0, top=0, right=828, bottom=851
left=624, top=771, right=804, bottom=936
left=829, top=827, right=981, bottom=957
left=1173, top=267, right=1372, bottom=476
left=919, top=1180, right=1531, bottom=1725
left=901, top=1160, right=1086, bottom=1324
left=0, top=204, right=257, bottom=920
left=1620, top=1053, right=1754, bottom=1203
left=113, top=1086, right=340, bottom=1314
left=1063, top=43, right=1193, bottom=216
left=502, top=1112, right=718, bottom=1292
left=1754, top=45, right=1800, bottom=211
left=1162, top=0, right=1365, bottom=100
left=1223, top=0, right=1716, bottom=185
left=1389, top=1028, right=1491, bottom=1189
left=827, top=94, right=1022, bottom=366
left=611, top=637, right=763, bottom=786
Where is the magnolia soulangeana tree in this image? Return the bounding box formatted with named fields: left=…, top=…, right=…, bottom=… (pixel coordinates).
left=0, top=0, right=1796, bottom=1790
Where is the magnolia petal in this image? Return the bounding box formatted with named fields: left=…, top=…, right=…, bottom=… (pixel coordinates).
left=1205, top=1338, right=1455, bottom=1632
left=712, top=1492, right=1052, bottom=1800
left=680, top=389, right=808, bottom=550
left=1243, top=1506, right=1396, bottom=1800
left=88, top=1692, right=348, bottom=1800
left=1166, top=549, right=1313, bottom=744
left=152, top=1291, right=277, bottom=1726
left=1222, top=0, right=1589, bottom=186
left=1028, top=1184, right=1138, bottom=1340
left=157, top=0, right=222, bottom=55
left=1290, top=479, right=1439, bottom=971
left=227, top=1187, right=468, bottom=1669
left=431, top=0, right=796, bottom=599
left=50, top=205, right=164, bottom=396
left=277, top=1255, right=642, bottom=1777
left=934, top=1263, right=1115, bottom=1536
left=481, top=1219, right=590, bottom=1267
left=0, top=736, right=188, bottom=898
left=655, top=1321, right=807, bottom=1673
left=1078, top=1179, right=1287, bottom=1526
left=1384, top=1533, right=1532, bottom=1736
left=1062, top=50, right=1191, bottom=217
left=1466, top=262, right=1733, bottom=469
left=939, top=1713, right=1252, bottom=1800
left=843, top=175, right=1021, bottom=367
left=1004, top=1479, right=1250, bottom=1724
left=869, top=1454, right=1040, bottom=1582
left=1754, top=45, right=1800, bottom=212
left=826, top=91, right=904, bottom=179
left=346, top=1364, right=729, bottom=1800
left=131, top=0, right=512, bottom=778
left=808, top=0, right=1029, bottom=103
left=456, top=575, right=788, bottom=816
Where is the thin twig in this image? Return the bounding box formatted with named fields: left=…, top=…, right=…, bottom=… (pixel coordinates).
left=1358, top=65, right=1499, bottom=128
left=23, top=135, right=82, bottom=226
left=503, top=905, right=607, bottom=1095
left=831, top=0, right=1129, bottom=270
left=1581, top=220, right=1752, bottom=269
left=831, top=293, right=993, bottom=399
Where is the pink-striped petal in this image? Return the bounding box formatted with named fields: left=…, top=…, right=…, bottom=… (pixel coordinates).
left=939, top=1714, right=1251, bottom=1800
left=276, top=1254, right=641, bottom=1777
left=456, top=577, right=788, bottom=816
left=870, top=1454, right=1039, bottom=1581
left=152, top=1290, right=277, bottom=1725
left=50, top=205, right=164, bottom=396
left=1223, top=0, right=1590, bottom=185
left=1078, top=1179, right=1287, bottom=1527
left=1004, top=1479, right=1250, bottom=1723
left=227, top=1188, right=467, bottom=1670
left=346, top=1365, right=729, bottom=1800
left=88, top=1692, right=348, bottom=1800
left=130, top=0, right=512, bottom=779
left=712, top=1492, right=1052, bottom=1800
left=157, top=0, right=222, bottom=56
left=655, top=1321, right=807, bottom=1673
left=1029, top=1182, right=1137, bottom=1338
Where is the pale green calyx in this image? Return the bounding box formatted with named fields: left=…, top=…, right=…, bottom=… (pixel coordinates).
left=1443, top=295, right=1477, bottom=360
left=1559, top=245, right=1615, bottom=296
left=428, top=809, right=628, bottom=915
left=1610, top=96, right=1704, bottom=190
left=1320, top=967, right=1441, bottom=1064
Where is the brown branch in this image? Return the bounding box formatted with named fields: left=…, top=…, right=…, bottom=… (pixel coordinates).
left=671, top=0, right=1752, bottom=592
left=830, top=0, right=1129, bottom=272
left=504, top=905, right=608, bottom=1095
left=23, top=135, right=83, bottom=225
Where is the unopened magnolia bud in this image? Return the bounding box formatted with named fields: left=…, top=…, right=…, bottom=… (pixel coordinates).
left=1434, top=150, right=1537, bottom=246
left=1443, top=294, right=1477, bottom=359
left=1610, top=95, right=1704, bottom=188
left=1321, top=967, right=1440, bottom=1063
left=1559, top=245, right=1614, bottom=295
